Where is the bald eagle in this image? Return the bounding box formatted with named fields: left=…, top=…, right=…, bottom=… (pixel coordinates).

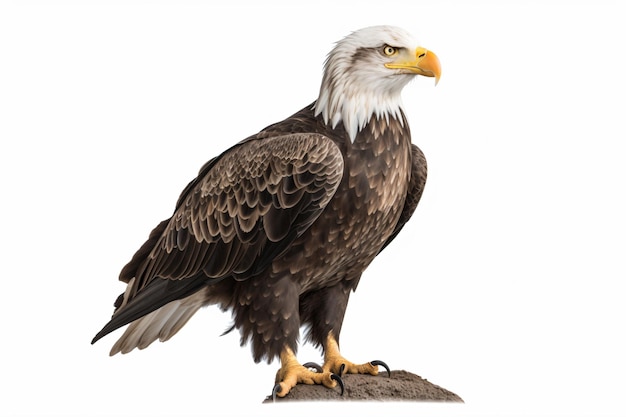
left=92, top=25, right=440, bottom=398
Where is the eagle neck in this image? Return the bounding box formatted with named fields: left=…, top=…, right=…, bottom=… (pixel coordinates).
left=313, top=71, right=406, bottom=142
left=314, top=96, right=405, bottom=143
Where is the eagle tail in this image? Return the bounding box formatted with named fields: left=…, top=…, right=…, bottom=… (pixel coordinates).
left=91, top=276, right=211, bottom=350
left=106, top=291, right=208, bottom=355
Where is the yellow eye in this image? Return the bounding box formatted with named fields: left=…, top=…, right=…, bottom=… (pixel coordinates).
left=383, top=45, right=398, bottom=56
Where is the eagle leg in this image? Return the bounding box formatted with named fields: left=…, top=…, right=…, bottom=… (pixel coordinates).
left=321, top=333, right=391, bottom=377
left=272, top=346, right=344, bottom=399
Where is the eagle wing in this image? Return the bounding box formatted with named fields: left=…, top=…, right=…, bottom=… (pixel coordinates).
left=92, top=133, right=344, bottom=344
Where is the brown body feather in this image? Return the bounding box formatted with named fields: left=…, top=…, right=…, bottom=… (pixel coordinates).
left=93, top=102, right=427, bottom=361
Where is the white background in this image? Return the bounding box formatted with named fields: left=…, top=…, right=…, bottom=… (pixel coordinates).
left=1, top=1, right=624, bottom=416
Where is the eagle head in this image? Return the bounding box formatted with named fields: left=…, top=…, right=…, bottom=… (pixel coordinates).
left=314, top=25, right=441, bottom=141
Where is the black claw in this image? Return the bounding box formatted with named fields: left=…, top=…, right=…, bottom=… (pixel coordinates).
left=302, top=362, right=323, bottom=373
left=271, top=383, right=282, bottom=402
left=338, top=363, right=346, bottom=377
left=370, top=359, right=391, bottom=377
left=330, top=373, right=345, bottom=396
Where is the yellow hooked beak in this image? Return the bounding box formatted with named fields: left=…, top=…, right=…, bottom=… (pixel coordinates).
left=385, top=47, right=441, bottom=85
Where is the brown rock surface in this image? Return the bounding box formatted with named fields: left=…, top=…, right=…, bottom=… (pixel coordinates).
left=263, top=370, right=463, bottom=403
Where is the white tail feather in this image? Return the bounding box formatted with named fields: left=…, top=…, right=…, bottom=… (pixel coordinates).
left=109, top=290, right=208, bottom=356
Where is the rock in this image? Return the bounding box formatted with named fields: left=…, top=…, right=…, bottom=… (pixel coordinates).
left=263, top=370, right=463, bottom=403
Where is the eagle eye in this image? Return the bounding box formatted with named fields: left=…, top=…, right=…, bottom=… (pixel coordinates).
left=383, top=45, right=398, bottom=56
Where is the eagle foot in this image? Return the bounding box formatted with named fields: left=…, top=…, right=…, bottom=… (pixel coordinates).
left=324, top=357, right=390, bottom=377
left=322, top=334, right=391, bottom=378
left=273, top=347, right=345, bottom=400
left=272, top=364, right=344, bottom=401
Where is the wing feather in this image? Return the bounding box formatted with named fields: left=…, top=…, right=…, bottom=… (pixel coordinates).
left=140, top=133, right=343, bottom=281
left=92, top=133, right=344, bottom=345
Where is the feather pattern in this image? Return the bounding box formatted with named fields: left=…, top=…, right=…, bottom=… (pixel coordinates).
left=92, top=133, right=344, bottom=347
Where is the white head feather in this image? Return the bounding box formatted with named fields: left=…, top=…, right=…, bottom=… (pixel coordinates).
left=314, top=26, right=420, bottom=141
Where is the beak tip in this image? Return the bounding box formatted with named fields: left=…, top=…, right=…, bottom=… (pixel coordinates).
left=417, top=49, right=441, bottom=86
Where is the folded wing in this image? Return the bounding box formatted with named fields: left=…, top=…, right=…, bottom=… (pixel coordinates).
left=92, top=133, right=344, bottom=347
